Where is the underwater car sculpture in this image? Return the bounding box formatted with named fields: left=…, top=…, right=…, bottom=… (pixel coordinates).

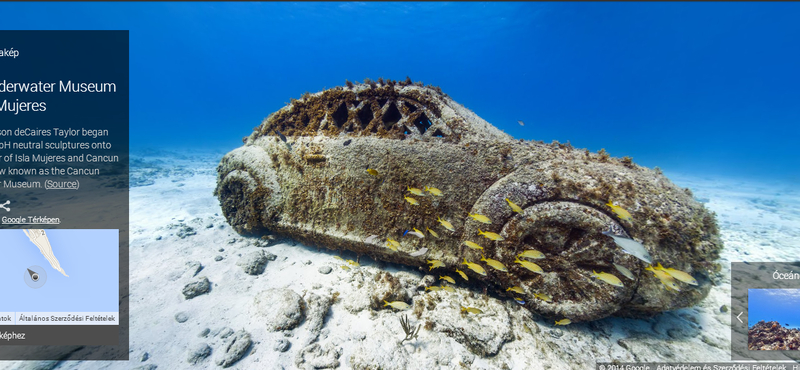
left=215, top=79, right=722, bottom=322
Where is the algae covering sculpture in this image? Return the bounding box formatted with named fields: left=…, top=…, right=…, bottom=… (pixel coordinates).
left=215, top=80, right=722, bottom=322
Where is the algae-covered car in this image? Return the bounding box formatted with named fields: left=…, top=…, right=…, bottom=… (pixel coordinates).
left=215, top=79, right=722, bottom=322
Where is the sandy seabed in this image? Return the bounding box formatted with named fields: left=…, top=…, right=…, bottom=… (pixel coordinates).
left=3, top=149, right=799, bottom=370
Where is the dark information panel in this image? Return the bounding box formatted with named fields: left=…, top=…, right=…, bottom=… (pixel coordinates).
left=0, top=31, right=129, bottom=360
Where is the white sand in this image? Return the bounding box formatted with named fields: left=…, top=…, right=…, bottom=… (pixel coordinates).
left=3, top=152, right=798, bottom=370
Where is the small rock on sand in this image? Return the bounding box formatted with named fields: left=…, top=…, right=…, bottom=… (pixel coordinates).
left=182, top=276, right=210, bottom=299
left=185, top=261, right=203, bottom=277
left=236, top=250, right=269, bottom=275
left=214, top=330, right=252, bottom=368
left=175, top=312, right=189, bottom=323
left=318, top=266, right=332, bottom=275
left=253, top=288, right=305, bottom=331
left=274, top=338, right=291, bottom=352
left=187, top=343, right=212, bottom=365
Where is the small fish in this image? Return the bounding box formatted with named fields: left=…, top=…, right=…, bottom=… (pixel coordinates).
left=468, top=213, right=492, bottom=224
left=505, top=198, right=523, bottom=213
left=404, top=229, right=424, bottom=238
left=439, top=275, right=455, bottom=284
left=346, top=259, right=360, bottom=267
left=478, top=229, right=505, bottom=241
left=341, top=265, right=350, bottom=270
left=590, top=270, right=624, bottom=288
left=427, top=259, right=445, bottom=270
left=409, top=247, right=428, bottom=257
left=514, top=258, right=544, bottom=274
left=462, top=258, right=487, bottom=276
left=506, top=286, right=525, bottom=294
left=555, top=319, right=571, bottom=326
left=386, top=238, right=400, bottom=251
left=455, top=268, right=469, bottom=281
left=424, top=186, right=443, bottom=196
left=366, top=168, right=379, bottom=176
left=425, top=286, right=442, bottom=292
left=274, top=129, right=287, bottom=142
left=404, top=196, right=420, bottom=206
left=334, top=256, right=344, bottom=260
left=514, top=297, right=526, bottom=305
left=659, top=264, right=698, bottom=286
left=606, top=201, right=633, bottom=223
left=407, top=186, right=425, bottom=196
left=463, top=240, right=483, bottom=250
left=613, top=263, right=636, bottom=281
left=461, top=306, right=483, bottom=314
left=517, top=120, right=525, bottom=126
left=437, top=217, right=455, bottom=232
left=426, top=227, right=439, bottom=238
left=441, top=285, right=455, bottom=293
left=602, top=229, right=652, bottom=264
left=646, top=265, right=682, bottom=291
left=383, top=300, right=411, bottom=310
left=533, top=292, right=552, bottom=302
left=518, top=249, right=545, bottom=259
left=480, top=255, right=508, bottom=272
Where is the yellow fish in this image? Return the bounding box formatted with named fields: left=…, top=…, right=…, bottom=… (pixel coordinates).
left=468, top=213, right=492, bottom=224
left=366, top=168, right=379, bottom=176
left=555, top=319, right=571, bottom=326
left=478, top=229, right=504, bottom=241
left=404, top=196, right=419, bottom=205
left=463, top=240, right=484, bottom=250
left=461, top=306, right=483, bottom=314
left=505, top=198, right=523, bottom=213
left=646, top=265, right=682, bottom=291
left=425, top=286, right=442, bottom=292
left=462, top=258, right=487, bottom=276
left=341, top=265, right=350, bottom=270
left=383, top=300, right=411, bottom=310
left=481, top=255, right=508, bottom=272
left=424, top=186, right=443, bottom=196
left=518, top=249, right=545, bottom=259
left=407, top=186, right=424, bottom=196
left=386, top=238, right=400, bottom=251
left=533, top=292, right=552, bottom=302
left=441, top=285, right=455, bottom=293
left=514, top=258, right=544, bottom=274
left=346, top=259, right=360, bottom=267
left=606, top=201, right=633, bottom=223
left=334, top=256, right=344, bottom=260
left=506, top=286, right=524, bottom=294
left=455, top=268, right=469, bottom=281
left=590, top=270, right=624, bottom=288
left=427, top=259, right=445, bottom=270
left=437, top=217, right=455, bottom=232
left=439, top=275, right=455, bottom=284
left=426, top=227, right=439, bottom=238
left=659, top=264, right=698, bottom=286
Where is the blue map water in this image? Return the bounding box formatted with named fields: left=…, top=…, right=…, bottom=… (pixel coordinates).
left=1, top=2, right=798, bottom=183
left=748, top=289, right=800, bottom=330
left=0, top=229, right=119, bottom=313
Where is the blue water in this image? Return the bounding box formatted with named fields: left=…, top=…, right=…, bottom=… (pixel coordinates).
left=2, top=2, right=799, bottom=182
left=749, top=289, right=800, bottom=329
left=0, top=229, right=119, bottom=313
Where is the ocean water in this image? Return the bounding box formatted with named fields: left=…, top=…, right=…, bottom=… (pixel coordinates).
left=749, top=289, right=800, bottom=330
left=2, top=2, right=799, bottom=184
